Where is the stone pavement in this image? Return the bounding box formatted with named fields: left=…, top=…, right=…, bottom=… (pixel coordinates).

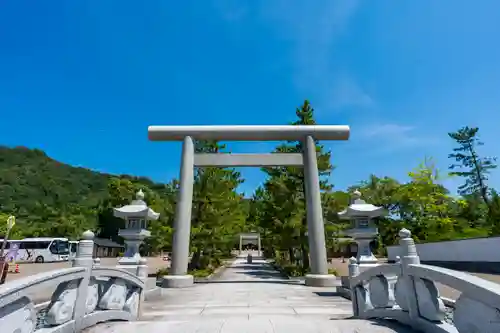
left=85, top=252, right=417, bottom=333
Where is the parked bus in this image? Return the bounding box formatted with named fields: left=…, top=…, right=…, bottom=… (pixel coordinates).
left=0, top=237, right=70, bottom=263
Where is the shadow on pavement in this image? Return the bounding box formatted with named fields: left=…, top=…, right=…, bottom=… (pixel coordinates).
left=194, top=280, right=303, bottom=285
left=230, top=262, right=288, bottom=279
left=359, top=319, right=419, bottom=333
left=230, top=263, right=271, bottom=270
left=326, top=317, right=417, bottom=332
left=314, top=291, right=344, bottom=297
left=235, top=270, right=284, bottom=279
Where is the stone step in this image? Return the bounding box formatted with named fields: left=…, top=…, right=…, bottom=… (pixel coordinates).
left=141, top=313, right=352, bottom=321
left=140, top=299, right=354, bottom=321
left=84, top=317, right=418, bottom=333
left=143, top=299, right=353, bottom=307
left=140, top=305, right=353, bottom=321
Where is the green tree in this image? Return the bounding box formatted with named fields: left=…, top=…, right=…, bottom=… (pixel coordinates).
left=144, top=181, right=177, bottom=254
left=0, top=213, right=24, bottom=240
left=448, top=126, right=497, bottom=212
left=189, top=140, right=247, bottom=269
left=396, top=159, right=454, bottom=242
left=255, top=100, right=333, bottom=271
left=96, top=178, right=136, bottom=242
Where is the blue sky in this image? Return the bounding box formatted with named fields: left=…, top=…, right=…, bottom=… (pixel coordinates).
left=1, top=1, right=500, bottom=196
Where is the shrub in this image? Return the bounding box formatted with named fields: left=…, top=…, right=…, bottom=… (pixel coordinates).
left=155, top=267, right=169, bottom=278
left=281, top=264, right=309, bottom=277
left=210, top=256, right=221, bottom=267
left=190, top=268, right=214, bottom=278
left=199, top=255, right=211, bottom=269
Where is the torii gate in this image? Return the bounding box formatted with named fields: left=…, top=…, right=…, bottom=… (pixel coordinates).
left=148, top=125, right=350, bottom=288
left=239, top=232, right=261, bottom=255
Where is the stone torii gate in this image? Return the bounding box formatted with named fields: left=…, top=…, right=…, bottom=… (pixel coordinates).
left=239, top=232, right=261, bottom=255
left=148, top=125, right=350, bottom=288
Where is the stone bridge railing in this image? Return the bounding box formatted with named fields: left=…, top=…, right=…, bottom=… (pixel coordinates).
left=0, top=231, right=147, bottom=333
left=348, top=228, right=500, bottom=333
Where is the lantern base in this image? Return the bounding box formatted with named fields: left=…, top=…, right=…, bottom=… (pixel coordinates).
left=117, top=254, right=143, bottom=274
left=357, top=263, right=380, bottom=273
left=304, top=274, right=338, bottom=287
left=357, top=255, right=379, bottom=266
left=161, top=274, right=194, bottom=288
left=118, top=254, right=141, bottom=263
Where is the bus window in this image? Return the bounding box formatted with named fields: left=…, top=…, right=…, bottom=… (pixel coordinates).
left=50, top=239, right=69, bottom=255
left=22, top=241, right=51, bottom=249
left=70, top=242, right=78, bottom=253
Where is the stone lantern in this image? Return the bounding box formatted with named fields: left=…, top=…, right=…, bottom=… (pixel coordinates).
left=338, top=190, right=387, bottom=270
left=113, top=189, right=159, bottom=272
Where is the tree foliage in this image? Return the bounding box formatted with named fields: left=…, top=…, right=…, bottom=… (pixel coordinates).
left=448, top=126, right=497, bottom=205
left=188, top=140, right=247, bottom=269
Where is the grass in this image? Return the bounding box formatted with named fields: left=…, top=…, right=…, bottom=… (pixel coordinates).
left=155, top=267, right=169, bottom=278
left=155, top=254, right=228, bottom=279
left=189, top=268, right=215, bottom=278
left=155, top=266, right=216, bottom=278
left=281, top=264, right=308, bottom=277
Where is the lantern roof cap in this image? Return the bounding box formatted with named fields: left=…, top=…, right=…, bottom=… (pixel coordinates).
left=338, top=189, right=387, bottom=219
left=113, top=189, right=160, bottom=220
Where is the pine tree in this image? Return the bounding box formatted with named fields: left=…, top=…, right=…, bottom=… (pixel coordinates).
left=448, top=126, right=497, bottom=212
left=257, top=100, right=333, bottom=271
left=189, top=140, right=246, bottom=269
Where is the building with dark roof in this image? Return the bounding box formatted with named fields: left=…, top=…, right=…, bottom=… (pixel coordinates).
left=92, top=238, right=124, bottom=258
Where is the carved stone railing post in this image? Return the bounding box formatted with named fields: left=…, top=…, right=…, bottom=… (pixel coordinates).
left=136, top=257, right=148, bottom=315
left=72, top=230, right=95, bottom=332
left=136, top=258, right=148, bottom=282
left=397, top=228, right=420, bottom=322
left=44, top=230, right=95, bottom=330
left=348, top=257, right=360, bottom=316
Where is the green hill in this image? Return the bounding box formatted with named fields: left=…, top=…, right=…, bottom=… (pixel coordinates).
left=0, top=146, right=110, bottom=213
left=0, top=146, right=171, bottom=240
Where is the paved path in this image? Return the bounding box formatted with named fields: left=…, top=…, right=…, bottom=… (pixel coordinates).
left=86, top=252, right=416, bottom=333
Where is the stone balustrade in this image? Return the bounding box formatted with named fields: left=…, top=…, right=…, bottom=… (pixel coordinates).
left=0, top=230, right=147, bottom=333
left=348, top=228, right=500, bottom=333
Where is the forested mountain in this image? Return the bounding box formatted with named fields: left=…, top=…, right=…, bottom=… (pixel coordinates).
left=0, top=145, right=172, bottom=242
left=0, top=146, right=109, bottom=211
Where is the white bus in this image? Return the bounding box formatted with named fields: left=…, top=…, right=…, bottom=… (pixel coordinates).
left=0, top=237, right=70, bottom=263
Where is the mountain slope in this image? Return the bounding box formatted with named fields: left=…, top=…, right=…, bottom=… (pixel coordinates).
left=0, top=146, right=110, bottom=214
left=0, top=146, right=169, bottom=239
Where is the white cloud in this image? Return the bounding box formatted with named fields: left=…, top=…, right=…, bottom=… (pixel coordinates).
left=212, top=0, right=370, bottom=111
left=328, top=75, right=374, bottom=109
left=359, top=123, right=436, bottom=151
left=364, top=124, right=414, bottom=138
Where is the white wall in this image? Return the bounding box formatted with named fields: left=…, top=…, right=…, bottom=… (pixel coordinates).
left=387, top=237, right=500, bottom=262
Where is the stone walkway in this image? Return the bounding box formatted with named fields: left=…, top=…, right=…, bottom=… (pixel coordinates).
left=86, top=252, right=417, bottom=333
